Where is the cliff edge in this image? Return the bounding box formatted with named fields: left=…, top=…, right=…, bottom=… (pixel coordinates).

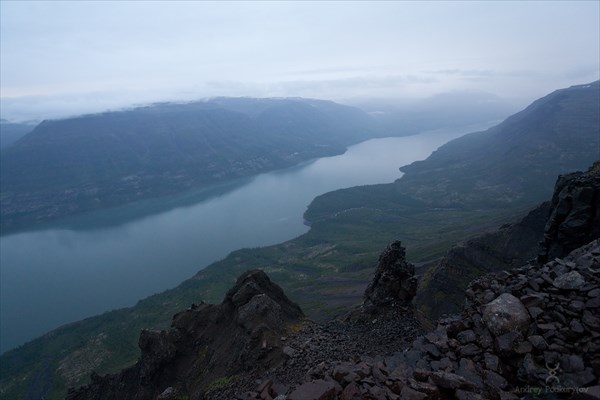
left=66, top=270, right=304, bottom=400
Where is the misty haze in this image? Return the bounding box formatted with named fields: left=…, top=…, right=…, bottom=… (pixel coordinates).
left=0, top=2, right=599, bottom=400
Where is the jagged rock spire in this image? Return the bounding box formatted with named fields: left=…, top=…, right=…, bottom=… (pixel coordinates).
left=364, top=240, right=417, bottom=308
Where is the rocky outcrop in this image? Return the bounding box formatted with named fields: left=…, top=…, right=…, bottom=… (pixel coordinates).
left=416, top=201, right=550, bottom=319
left=364, top=241, right=417, bottom=309
left=539, top=161, right=600, bottom=262
left=234, top=240, right=600, bottom=399
left=66, top=270, right=304, bottom=400
left=418, top=161, right=600, bottom=320
left=65, top=164, right=600, bottom=400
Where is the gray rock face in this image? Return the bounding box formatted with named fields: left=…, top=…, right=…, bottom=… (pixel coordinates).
left=364, top=241, right=417, bottom=307
left=482, top=293, right=530, bottom=336
left=416, top=201, right=550, bottom=319
left=539, top=161, right=600, bottom=262
left=553, top=270, right=586, bottom=289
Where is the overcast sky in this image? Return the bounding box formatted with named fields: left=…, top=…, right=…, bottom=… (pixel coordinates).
left=1, top=1, right=599, bottom=121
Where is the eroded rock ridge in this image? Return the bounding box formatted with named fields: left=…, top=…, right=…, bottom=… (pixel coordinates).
left=66, top=270, right=304, bottom=400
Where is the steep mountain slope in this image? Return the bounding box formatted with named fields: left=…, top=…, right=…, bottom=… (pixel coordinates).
left=68, top=229, right=600, bottom=399
left=305, top=81, right=599, bottom=238
left=0, top=98, right=379, bottom=233
left=397, top=81, right=600, bottom=207
left=417, top=161, right=600, bottom=319
left=357, top=91, right=518, bottom=136
left=416, top=201, right=551, bottom=319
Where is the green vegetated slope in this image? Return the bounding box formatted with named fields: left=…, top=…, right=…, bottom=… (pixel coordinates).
left=395, top=81, right=600, bottom=207
left=305, top=80, right=599, bottom=317
left=0, top=98, right=380, bottom=234
left=1, top=82, right=598, bottom=400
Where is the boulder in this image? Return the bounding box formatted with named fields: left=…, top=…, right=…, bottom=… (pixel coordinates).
left=553, top=270, right=585, bottom=290
left=482, top=293, right=530, bottom=336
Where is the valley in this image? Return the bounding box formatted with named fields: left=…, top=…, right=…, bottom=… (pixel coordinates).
left=0, top=82, right=598, bottom=400
left=0, top=124, right=491, bottom=354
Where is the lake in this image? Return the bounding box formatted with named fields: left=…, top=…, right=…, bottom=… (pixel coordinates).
left=0, top=122, right=496, bottom=353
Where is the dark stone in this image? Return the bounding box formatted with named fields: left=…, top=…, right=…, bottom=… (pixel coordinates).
left=519, top=353, right=548, bottom=382
left=458, top=358, right=483, bottom=388
left=573, top=385, right=600, bottom=400
left=528, top=306, right=544, bottom=318
left=400, top=386, right=428, bottom=400
left=364, top=241, right=417, bottom=307
left=67, top=270, right=304, bottom=400
left=339, top=382, right=361, bottom=400
left=460, top=343, right=481, bottom=357
left=483, top=353, right=500, bottom=372
left=430, top=371, right=476, bottom=390
left=582, top=311, right=600, bottom=330
left=457, top=330, right=477, bottom=344
left=482, top=293, right=530, bottom=336
left=539, top=164, right=600, bottom=262
left=527, top=335, right=548, bottom=350
left=456, top=389, right=484, bottom=400
left=288, top=380, right=336, bottom=400
left=561, top=368, right=596, bottom=388
left=484, top=370, right=508, bottom=390
left=553, top=271, right=586, bottom=290
left=423, top=343, right=441, bottom=358
left=586, top=296, right=600, bottom=308
left=560, top=354, right=585, bottom=373
left=514, top=340, right=533, bottom=354
left=520, top=294, right=545, bottom=308
left=570, top=319, right=585, bottom=334
left=494, top=331, right=521, bottom=357
left=425, top=329, right=449, bottom=351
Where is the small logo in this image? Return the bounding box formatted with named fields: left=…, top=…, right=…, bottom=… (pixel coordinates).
left=545, top=362, right=560, bottom=385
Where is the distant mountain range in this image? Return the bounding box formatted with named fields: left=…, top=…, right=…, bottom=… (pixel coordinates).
left=307, top=81, right=600, bottom=225
left=396, top=81, right=600, bottom=207
left=1, top=82, right=598, bottom=400
left=0, top=98, right=380, bottom=233
left=354, top=90, right=520, bottom=135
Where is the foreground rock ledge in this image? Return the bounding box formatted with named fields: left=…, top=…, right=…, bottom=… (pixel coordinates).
left=232, top=240, right=600, bottom=400
left=67, top=270, right=304, bottom=400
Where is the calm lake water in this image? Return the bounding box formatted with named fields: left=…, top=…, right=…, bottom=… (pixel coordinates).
left=0, top=122, right=496, bottom=353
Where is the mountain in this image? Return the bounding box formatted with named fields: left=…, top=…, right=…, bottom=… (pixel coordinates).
left=305, top=81, right=599, bottom=232
left=353, top=91, right=519, bottom=136
left=67, top=229, right=600, bottom=398
left=396, top=81, right=600, bottom=207
left=66, top=270, right=304, bottom=400
left=0, top=119, right=36, bottom=149
left=66, top=243, right=421, bottom=400
left=417, top=161, right=600, bottom=319
left=0, top=98, right=380, bottom=233
left=1, top=83, right=598, bottom=400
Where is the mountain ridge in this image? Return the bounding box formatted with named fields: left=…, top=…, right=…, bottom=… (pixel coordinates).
left=396, top=81, right=600, bottom=207
left=0, top=97, right=380, bottom=234
left=65, top=165, right=600, bottom=398
left=1, top=82, right=598, bottom=400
